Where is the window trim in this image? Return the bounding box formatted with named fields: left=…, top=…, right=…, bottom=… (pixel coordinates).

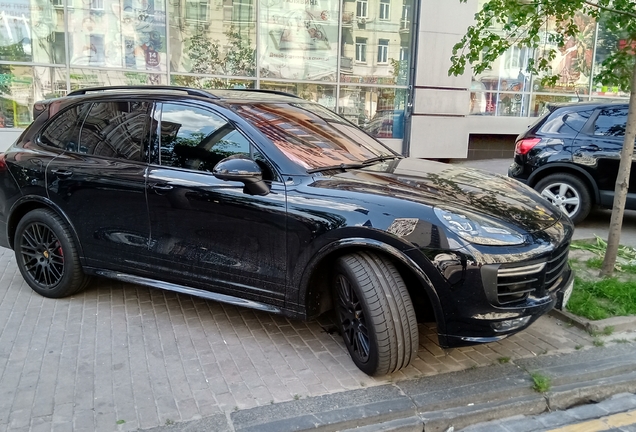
left=379, top=0, right=390, bottom=20
left=355, top=37, right=367, bottom=63
left=377, top=39, right=389, bottom=64
left=151, top=101, right=280, bottom=181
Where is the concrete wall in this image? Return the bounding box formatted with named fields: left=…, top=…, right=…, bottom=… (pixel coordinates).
left=0, top=130, right=21, bottom=152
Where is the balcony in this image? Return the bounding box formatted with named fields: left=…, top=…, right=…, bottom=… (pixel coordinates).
left=342, top=12, right=354, bottom=28
left=399, top=19, right=411, bottom=33
left=340, top=56, right=353, bottom=73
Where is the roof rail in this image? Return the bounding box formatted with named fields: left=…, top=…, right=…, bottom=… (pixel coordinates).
left=67, top=85, right=219, bottom=99
left=225, top=89, right=302, bottom=99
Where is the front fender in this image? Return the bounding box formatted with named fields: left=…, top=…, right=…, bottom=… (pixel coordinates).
left=296, top=234, right=446, bottom=335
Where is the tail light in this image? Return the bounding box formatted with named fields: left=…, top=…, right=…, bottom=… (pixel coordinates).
left=0, top=153, right=6, bottom=171
left=515, top=138, right=541, bottom=155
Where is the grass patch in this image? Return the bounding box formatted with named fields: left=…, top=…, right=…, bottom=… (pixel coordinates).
left=586, top=257, right=603, bottom=269
left=593, top=339, right=605, bottom=347
left=530, top=372, right=551, bottom=393
left=497, top=356, right=511, bottom=364
left=567, top=277, right=636, bottom=320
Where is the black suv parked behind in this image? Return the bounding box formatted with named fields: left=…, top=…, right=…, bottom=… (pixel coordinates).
left=0, top=86, right=574, bottom=376
left=509, top=102, right=633, bottom=224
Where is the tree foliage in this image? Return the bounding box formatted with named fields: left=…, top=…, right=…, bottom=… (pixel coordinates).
left=449, top=0, right=636, bottom=89
left=449, top=0, right=636, bottom=277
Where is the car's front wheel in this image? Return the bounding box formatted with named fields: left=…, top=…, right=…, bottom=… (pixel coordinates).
left=333, top=252, right=418, bottom=376
left=535, top=174, right=592, bottom=224
left=14, top=208, right=89, bottom=298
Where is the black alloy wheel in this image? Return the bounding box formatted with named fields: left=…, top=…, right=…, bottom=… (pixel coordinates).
left=333, top=251, right=418, bottom=376
left=20, top=222, right=65, bottom=288
left=15, top=209, right=90, bottom=298
left=335, top=273, right=371, bottom=364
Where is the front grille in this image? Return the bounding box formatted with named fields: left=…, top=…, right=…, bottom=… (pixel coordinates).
left=495, top=242, right=570, bottom=305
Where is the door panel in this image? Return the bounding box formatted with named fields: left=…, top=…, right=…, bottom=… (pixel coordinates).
left=46, top=100, right=152, bottom=270
left=145, top=101, right=287, bottom=303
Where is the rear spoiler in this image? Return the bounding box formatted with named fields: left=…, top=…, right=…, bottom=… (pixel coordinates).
left=32, top=99, right=62, bottom=121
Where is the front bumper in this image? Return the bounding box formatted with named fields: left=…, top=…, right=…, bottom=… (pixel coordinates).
left=439, top=265, right=574, bottom=348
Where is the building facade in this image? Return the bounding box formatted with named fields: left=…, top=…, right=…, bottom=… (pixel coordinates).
left=0, top=0, right=630, bottom=157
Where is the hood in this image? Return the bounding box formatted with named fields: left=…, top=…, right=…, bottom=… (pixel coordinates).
left=318, top=158, right=561, bottom=233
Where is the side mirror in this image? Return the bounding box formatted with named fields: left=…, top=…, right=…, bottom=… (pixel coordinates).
left=213, top=156, right=270, bottom=196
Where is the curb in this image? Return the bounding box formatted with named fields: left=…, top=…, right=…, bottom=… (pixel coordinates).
left=549, top=307, right=636, bottom=334
left=143, top=343, right=636, bottom=432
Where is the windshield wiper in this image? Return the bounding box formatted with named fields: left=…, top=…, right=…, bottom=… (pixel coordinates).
left=307, top=163, right=365, bottom=174
left=362, top=155, right=401, bottom=166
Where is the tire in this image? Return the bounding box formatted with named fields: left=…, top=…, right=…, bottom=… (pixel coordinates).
left=14, top=208, right=89, bottom=298
left=333, top=251, right=418, bottom=376
left=535, top=174, right=592, bottom=224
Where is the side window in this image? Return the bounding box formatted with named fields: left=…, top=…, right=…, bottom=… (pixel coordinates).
left=78, top=101, right=150, bottom=161
left=40, top=103, right=91, bottom=150
left=593, top=108, right=628, bottom=137
left=158, top=103, right=252, bottom=172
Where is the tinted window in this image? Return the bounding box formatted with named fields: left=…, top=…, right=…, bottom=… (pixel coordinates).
left=539, top=109, right=592, bottom=135
left=40, top=103, right=91, bottom=150
left=158, top=103, right=252, bottom=172
left=77, top=101, right=150, bottom=161
left=593, top=108, right=628, bottom=137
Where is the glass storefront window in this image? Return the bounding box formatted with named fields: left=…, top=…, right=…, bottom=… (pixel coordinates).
left=68, top=0, right=167, bottom=71
left=0, top=0, right=64, bottom=64
left=171, top=75, right=254, bottom=90
left=340, top=0, right=414, bottom=86
left=69, top=68, right=167, bottom=90
left=0, top=66, right=66, bottom=128
left=0, top=0, right=413, bottom=137
left=259, top=1, right=339, bottom=81
left=169, top=0, right=256, bottom=77
left=260, top=81, right=336, bottom=109
left=339, top=85, right=407, bottom=138
left=529, top=94, right=582, bottom=118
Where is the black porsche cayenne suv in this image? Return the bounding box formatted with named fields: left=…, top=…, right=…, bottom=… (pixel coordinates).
left=509, top=101, right=634, bottom=224
left=0, top=86, right=573, bottom=375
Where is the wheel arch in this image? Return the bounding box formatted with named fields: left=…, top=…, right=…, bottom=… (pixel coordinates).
left=8, top=196, right=85, bottom=260
left=527, top=163, right=599, bottom=204
left=299, top=238, right=445, bottom=335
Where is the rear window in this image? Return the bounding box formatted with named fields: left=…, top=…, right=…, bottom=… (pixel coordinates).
left=539, top=109, right=593, bottom=135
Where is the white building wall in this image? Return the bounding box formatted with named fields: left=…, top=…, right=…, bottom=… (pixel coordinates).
left=409, top=0, right=529, bottom=159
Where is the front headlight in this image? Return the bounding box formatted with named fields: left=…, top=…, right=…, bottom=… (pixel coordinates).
left=434, top=207, right=525, bottom=246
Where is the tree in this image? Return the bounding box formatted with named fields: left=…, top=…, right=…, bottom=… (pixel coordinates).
left=449, top=0, right=636, bottom=277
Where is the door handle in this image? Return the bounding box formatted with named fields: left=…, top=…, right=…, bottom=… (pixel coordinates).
left=51, top=169, right=73, bottom=178
left=580, top=144, right=600, bottom=152
left=149, top=183, right=174, bottom=192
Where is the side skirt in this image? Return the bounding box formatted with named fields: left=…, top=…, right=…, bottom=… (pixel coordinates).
left=88, top=268, right=284, bottom=315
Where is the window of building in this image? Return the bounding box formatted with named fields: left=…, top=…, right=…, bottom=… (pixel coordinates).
left=185, top=0, right=209, bottom=21
left=380, top=0, right=390, bottom=20
left=401, top=4, right=411, bottom=28
left=377, top=39, right=389, bottom=64
left=355, top=38, right=367, bottom=63
left=52, top=0, right=63, bottom=8
left=356, top=0, right=368, bottom=18
left=90, top=0, right=103, bottom=10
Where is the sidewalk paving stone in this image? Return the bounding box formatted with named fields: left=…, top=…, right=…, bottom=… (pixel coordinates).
left=0, top=245, right=629, bottom=431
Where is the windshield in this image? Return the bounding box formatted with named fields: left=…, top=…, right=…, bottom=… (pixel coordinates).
left=230, top=101, right=396, bottom=170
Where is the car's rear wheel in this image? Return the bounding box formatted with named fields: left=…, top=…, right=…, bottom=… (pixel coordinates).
left=535, top=174, right=592, bottom=224
left=15, top=209, right=89, bottom=298
left=333, top=252, right=418, bottom=376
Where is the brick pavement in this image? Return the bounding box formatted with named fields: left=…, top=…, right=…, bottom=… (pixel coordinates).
left=0, top=246, right=597, bottom=432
